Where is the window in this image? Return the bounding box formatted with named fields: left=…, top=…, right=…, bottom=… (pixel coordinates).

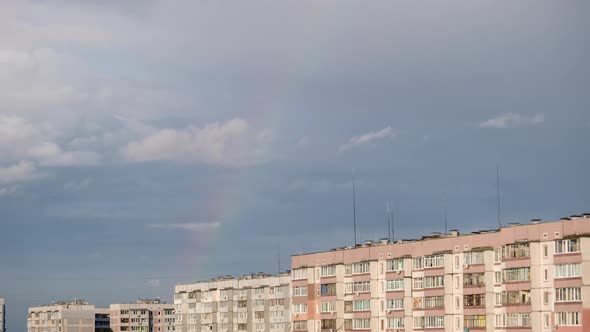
left=353, top=262, right=370, bottom=274
left=464, top=251, right=484, bottom=265
left=423, top=276, right=444, bottom=288
left=255, top=311, right=264, bottom=319
left=502, top=243, right=530, bottom=259
left=555, top=263, right=581, bottom=278
left=321, top=302, right=336, bottom=313
left=494, top=271, right=502, bottom=284
left=321, top=319, right=336, bottom=330
left=386, top=298, right=403, bottom=310
left=555, top=287, right=581, bottom=302
left=293, top=321, right=307, bottom=331
left=270, top=286, right=284, bottom=295
left=352, top=319, right=370, bottom=330
left=555, top=239, right=580, bottom=254
left=353, top=300, right=370, bottom=311
left=386, top=259, right=404, bottom=271
left=237, top=300, right=247, bottom=308
left=413, top=257, right=424, bottom=270
left=340, top=264, right=350, bottom=276
left=253, top=299, right=265, bottom=307
left=463, top=273, right=485, bottom=286
left=494, top=248, right=501, bottom=262
left=386, top=279, right=404, bottom=291
left=254, top=288, right=265, bottom=295
left=413, top=296, right=443, bottom=309
left=497, top=290, right=530, bottom=305
left=424, top=255, right=444, bottom=268
left=544, top=269, right=548, bottom=281
left=254, top=323, right=264, bottom=330
left=455, top=256, right=459, bottom=268
left=269, top=298, right=284, bottom=306
left=555, top=312, right=581, bottom=326
left=495, top=314, right=530, bottom=327
left=351, top=281, right=370, bottom=293
left=238, top=324, right=247, bottom=331
left=464, top=315, right=486, bottom=328
left=321, top=265, right=336, bottom=277
left=344, top=301, right=353, bottom=312
left=543, top=245, right=548, bottom=258
left=414, top=316, right=444, bottom=328
left=503, top=267, right=530, bottom=282
left=387, top=318, right=404, bottom=329
left=544, top=314, right=550, bottom=328
left=463, top=294, right=485, bottom=307
left=293, top=286, right=307, bottom=297
left=413, top=278, right=423, bottom=289
left=320, top=283, right=336, bottom=295
left=292, top=268, right=307, bottom=280
left=292, top=304, right=307, bottom=314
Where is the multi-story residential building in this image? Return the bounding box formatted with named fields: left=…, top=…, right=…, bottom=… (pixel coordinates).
left=0, top=297, right=5, bottom=332
left=174, top=272, right=291, bottom=332
left=27, top=300, right=98, bottom=332
left=291, top=214, right=590, bottom=332
left=95, top=308, right=111, bottom=332
left=110, top=298, right=175, bottom=332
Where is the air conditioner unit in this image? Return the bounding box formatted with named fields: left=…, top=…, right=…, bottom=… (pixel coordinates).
left=463, top=264, right=469, bottom=269
left=387, top=310, right=392, bottom=314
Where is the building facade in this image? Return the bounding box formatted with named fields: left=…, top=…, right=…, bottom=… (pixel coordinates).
left=291, top=216, right=590, bottom=332
left=27, top=300, right=98, bottom=332
left=1, top=297, right=5, bottom=332
left=110, top=299, right=175, bottom=332
left=174, top=273, right=291, bottom=332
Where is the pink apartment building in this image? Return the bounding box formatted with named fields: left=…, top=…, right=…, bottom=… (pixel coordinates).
left=110, top=299, right=175, bottom=332
left=291, top=214, right=590, bottom=332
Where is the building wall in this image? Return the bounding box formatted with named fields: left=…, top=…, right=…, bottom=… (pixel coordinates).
left=291, top=218, right=590, bottom=332
left=174, top=273, right=291, bottom=332
left=110, top=302, right=175, bottom=332
left=28, top=304, right=97, bottom=332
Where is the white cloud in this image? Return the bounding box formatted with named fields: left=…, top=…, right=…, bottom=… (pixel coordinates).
left=64, top=178, right=93, bottom=192
left=479, top=113, right=544, bottom=129
left=148, top=222, right=221, bottom=232
left=338, top=126, right=394, bottom=152
left=0, top=161, right=40, bottom=184
left=146, top=279, right=161, bottom=288
left=0, top=185, right=21, bottom=197
left=296, top=136, right=309, bottom=148
left=123, top=118, right=273, bottom=167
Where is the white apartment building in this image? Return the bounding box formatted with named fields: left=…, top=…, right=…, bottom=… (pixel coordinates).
left=27, top=300, right=97, bottom=332
left=110, top=298, right=175, bottom=332
left=174, top=273, right=291, bottom=332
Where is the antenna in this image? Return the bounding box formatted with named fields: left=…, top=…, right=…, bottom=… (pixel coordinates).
left=386, top=201, right=391, bottom=242
left=277, top=242, right=281, bottom=275
left=496, top=165, right=502, bottom=228
left=352, top=169, right=357, bottom=247
left=444, top=197, right=448, bottom=235
left=390, top=200, right=395, bottom=243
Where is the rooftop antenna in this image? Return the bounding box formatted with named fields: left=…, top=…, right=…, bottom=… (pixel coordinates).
left=444, top=197, right=448, bottom=235
left=496, top=165, right=502, bottom=228
left=386, top=201, right=391, bottom=242
left=390, top=200, right=395, bottom=243
left=277, top=242, right=281, bottom=275
left=352, top=169, right=357, bottom=247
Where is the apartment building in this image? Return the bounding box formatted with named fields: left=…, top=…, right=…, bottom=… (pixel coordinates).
left=174, top=272, right=291, bottom=332
left=27, top=300, right=98, bottom=332
left=110, top=298, right=175, bottom=332
left=1, top=297, right=5, bottom=332
left=291, top=214, right=590, bottom=332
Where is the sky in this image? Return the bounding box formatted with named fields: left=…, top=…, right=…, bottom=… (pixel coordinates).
left=0, top=0, right=589, bottom=330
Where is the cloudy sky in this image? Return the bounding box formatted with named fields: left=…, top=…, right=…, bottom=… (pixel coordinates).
left=0, top=0, right=589, bottom=330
